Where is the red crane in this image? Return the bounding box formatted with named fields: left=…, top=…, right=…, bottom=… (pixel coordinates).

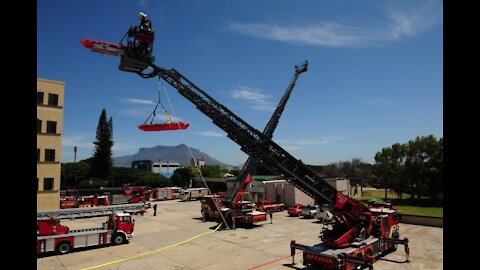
left=80, top=16, right=410, bottom=269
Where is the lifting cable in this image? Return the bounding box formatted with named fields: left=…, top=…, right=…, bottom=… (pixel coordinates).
left=142, top=81, right=174, bottom=125
left=160, top=78, right=231, bottom=230
left=142, top=87, right=161, bottom=125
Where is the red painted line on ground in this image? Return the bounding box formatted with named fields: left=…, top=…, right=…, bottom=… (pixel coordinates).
left=246, top=253, right=298, bottom=270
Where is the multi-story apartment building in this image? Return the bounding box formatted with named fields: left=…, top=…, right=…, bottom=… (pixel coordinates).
left=37, top=78, right=64, bottom=210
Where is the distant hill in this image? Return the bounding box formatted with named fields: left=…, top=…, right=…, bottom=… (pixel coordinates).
left=113, top=144, right=231, bottom=167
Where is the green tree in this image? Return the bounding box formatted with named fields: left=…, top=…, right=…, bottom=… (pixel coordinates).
left=90, top=109, right=114, bottom=181
left=322, top=163, right=341, bottom=178
left=374, top=147, right=394, bottom=200
left=171, top=167, right=194, bottom=188
left=61, top=161, right=91, bottom=189
left=200, top=165, right=227, bottom=178
left=375, top=135, right=443, bottom=201
left=228, top=169, right=240, bottom=177
left=112, top=167, right=140, bottom=187
left=135, top=172, right=172, bottom=187
left=79, top=177, right=108, bottom=188
left=405, top=135, right=443, bottom=200
left=390, top=143, right=407, bottom=199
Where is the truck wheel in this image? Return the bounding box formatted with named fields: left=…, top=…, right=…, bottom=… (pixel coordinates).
left=56, top=242, right=72, bottom=255
left=113, top=234, right=126, bottom=245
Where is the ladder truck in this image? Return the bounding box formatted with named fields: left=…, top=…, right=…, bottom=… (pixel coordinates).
left=80, top=28, right=410, bottom=269
left=201, top=60, right=308, bottom=227
left=129, top=65, right=410, bottom=270
left=37, top=204, right=143, bottom=255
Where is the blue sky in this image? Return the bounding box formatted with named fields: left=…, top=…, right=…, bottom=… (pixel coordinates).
left=38, top=0, right=443, bottom=167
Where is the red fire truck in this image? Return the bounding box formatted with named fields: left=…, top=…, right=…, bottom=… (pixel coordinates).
left=152, top=187, right=183, bottom=200
left=60, top=195, right=110, bottom=209
left=256, top=200, right=285, bottom=212
left=37, top=204, right=141, bottom=255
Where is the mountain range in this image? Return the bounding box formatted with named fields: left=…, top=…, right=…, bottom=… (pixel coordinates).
left=113, top=144, right=231, bottom=167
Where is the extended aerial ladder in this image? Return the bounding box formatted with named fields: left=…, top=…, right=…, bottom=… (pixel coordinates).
left=126, top=62, right=409, bottom=265
left=37, top=203, right=145, bottom=220
left=223, top=60, right=308, bottom=207
left=81, top=26, right=409, bottom=267
left=133, top=63, right=338, bottom=212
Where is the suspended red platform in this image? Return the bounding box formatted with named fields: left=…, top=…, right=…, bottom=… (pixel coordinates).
left=138, top=122, right=190, bottom=132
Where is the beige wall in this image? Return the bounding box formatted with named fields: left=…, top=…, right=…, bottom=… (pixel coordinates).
left=325, top=178, right=350, bottom=196
left=37, top=78, right=64, bottom=210
left=294, top=186, right=315, bottom=206
left=263, top=180, right=314, bottom=207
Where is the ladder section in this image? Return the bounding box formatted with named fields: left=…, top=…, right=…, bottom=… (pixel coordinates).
left=224, top=60, right=308, bottom=204
left=37, top=203, right=145, bottom=220
left=138, top=64, right=337, bottom=205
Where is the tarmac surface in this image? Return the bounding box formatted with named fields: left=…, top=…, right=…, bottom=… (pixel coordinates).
left=37, top=200, right=443, bottom=270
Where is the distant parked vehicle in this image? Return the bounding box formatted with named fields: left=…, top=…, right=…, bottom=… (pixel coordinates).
left=287, top=204, right=303, bottom=216
left=300, top=205, right=317, bottom=218
left=152, top=187, right=183, bottom=200
left=315, top=204, right=333, bottom=223
left=256, top=200, right=285, bottom=212
left=179, top=188, right=209, bottom=201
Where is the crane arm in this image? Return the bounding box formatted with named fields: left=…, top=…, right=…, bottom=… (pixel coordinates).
left=224, top=60, right=308, bottom=205
left=135, top=64, right=337, bottom=206
left=130, top=61, right=370, bottom=247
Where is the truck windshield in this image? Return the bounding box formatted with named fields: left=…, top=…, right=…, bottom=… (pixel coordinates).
left=120, top=216, right=131, bottom=223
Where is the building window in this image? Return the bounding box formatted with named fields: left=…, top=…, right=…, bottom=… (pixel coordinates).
left=37, top=149, right=40, bottom=161
left=37, top=91, right=44, bottom=104
left=45, top=149, right=55, bottom=162
left=46, top=121, right=57, bottom=134
left=37, top=119, right=42, bottom=133
left=44, top=178, right=54, bottom=191
left=48, top=93, right=59, bottom=106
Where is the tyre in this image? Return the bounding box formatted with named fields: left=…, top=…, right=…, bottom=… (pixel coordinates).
left=56, top=242, right=72, bottom=255
left=113, top=233, right=126, bottom=245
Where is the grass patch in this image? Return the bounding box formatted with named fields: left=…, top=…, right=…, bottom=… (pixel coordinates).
left=395, top=205, right=443, bottom=217
left=359, top=188, right=443, bottom=217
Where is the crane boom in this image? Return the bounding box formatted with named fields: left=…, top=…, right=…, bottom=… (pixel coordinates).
left=224, top=60, right=308, bottom=205
left=136, top=64, right=338, bottom=207
left=80, top=20, right=410, bottom=266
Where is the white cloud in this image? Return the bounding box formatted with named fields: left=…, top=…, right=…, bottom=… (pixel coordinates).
left=230, top=86, right=274, bottom=111
left=197, top=131, right=224, bottom=137
left=123, top=98, right=154, bottom=105
left=119, top=108, right=154, bottom=119
left=228, top=2, right=441, bottom=47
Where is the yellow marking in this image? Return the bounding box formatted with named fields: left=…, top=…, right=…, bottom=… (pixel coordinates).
left=80, top=223, right=223, bottom=270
